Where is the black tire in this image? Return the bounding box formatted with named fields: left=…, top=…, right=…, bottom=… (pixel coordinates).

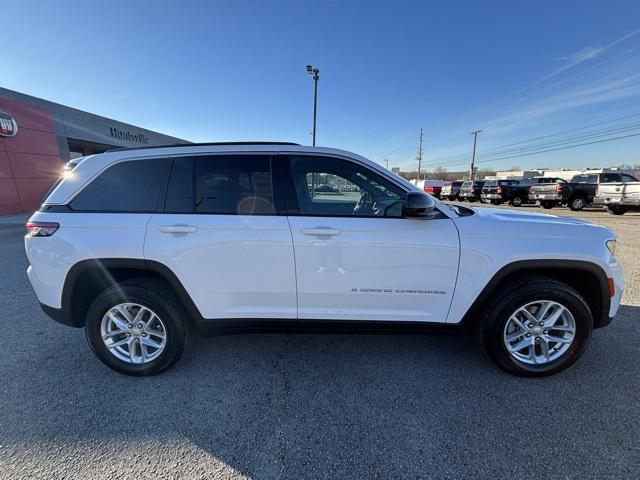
left=510, top=196, right=523, bottom=207
left=467, top=197, right=476, bottom=203
left=607, top=205, right=628, bottom=215
left=85, top=278, right=189, bottom=376
left=569, top=195, right=587, bottom=211
left=478, top=275, right=593, bottom=377
left=541, top=201, right=554, bottom=209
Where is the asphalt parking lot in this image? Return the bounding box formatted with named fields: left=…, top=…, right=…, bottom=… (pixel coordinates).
left=1, top=206, right=638, bottom=480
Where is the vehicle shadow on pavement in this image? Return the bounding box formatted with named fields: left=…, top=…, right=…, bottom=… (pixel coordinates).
left=2, top=302, right=639, bottom=479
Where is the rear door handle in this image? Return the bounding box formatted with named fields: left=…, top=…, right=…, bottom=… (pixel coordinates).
left=158, top=225, right=198, bottom=234
left=301, top=227, right=342, bottom=236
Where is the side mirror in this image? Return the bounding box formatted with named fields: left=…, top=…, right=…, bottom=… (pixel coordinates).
left=403, top=191, right=436, bottom=218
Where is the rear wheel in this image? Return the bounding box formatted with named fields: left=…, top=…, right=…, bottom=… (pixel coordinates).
left=85, top=278, right=189, bottom=376
left=479, top=276, right=592, bottom=376
left=569, top=195, right=587, bottom=211
left=607, top=205, right=628, bottom=215
left=541, top=201, right=555, bottom=209
left=510, top=196, right=523, bottom=207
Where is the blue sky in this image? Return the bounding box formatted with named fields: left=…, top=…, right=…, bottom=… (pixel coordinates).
left=3, top=0, right=640, bottom=172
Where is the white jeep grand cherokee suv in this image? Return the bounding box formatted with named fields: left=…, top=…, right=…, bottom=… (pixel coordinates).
left=25, top=143, right=623, bottom=377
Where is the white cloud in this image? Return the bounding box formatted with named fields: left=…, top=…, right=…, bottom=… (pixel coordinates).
left=559, top=46, right=604, bottom=62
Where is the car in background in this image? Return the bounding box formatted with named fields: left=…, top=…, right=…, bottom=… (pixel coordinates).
left=422, top=180, right=447, bottom=198
left=458, top=180, right=485, bottom=202
left=594, top=178, right=640, bottom=215
left=480, top=179, right=530, bottom=206
left=481, top=177, right=569, bottom=207
left=530, top=172, right=638, bottom=211
left=440, top=181, right=464, bottom=200
left=315, top=184, right=340, bottom=193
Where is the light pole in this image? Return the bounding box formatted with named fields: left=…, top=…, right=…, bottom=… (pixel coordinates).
left=306, top=64, right=319, bottom=146
left=470, top=129, right=482, bottom=180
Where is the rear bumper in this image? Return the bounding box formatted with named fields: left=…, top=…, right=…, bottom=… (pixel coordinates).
left=594, top=196, right=640, bottom=206
left=531, top=193, right=562, bottom=201
left=481, top=194, right=502, bottom=200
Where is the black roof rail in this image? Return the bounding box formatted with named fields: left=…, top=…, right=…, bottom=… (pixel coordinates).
left=106, top=141, right=301, bottom=153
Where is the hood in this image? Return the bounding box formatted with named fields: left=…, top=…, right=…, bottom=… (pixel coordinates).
left=452, top=206, right=614, bottom=240
left=471, top=207, right=592, bottom=226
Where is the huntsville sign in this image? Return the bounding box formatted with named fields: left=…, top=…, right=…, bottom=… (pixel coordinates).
left=109, top=127, right=150, bottom=144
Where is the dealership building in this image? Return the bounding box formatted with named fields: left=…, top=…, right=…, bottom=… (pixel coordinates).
left=0, top=87, right=187, bottom=216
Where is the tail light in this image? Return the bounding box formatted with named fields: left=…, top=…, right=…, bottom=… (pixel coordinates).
left=555, top=184, right=564, bottom=193
left=496, top=187, right=502, bottom=194
left=25, top=221, right=59, bottom=237
left=424, top=186, right=433, bottom=193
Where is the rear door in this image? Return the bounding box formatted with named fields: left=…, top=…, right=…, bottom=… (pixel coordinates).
left=144, top=154, right=297, bottom=320
left=283, top=154, right=460, bottom=323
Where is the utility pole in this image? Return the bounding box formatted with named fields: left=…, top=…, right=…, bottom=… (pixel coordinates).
left=417, top=128, right=424, bottom=182
left=470, top=129, right=481, bottom=180
left=306, top=65, right=320, bottom=146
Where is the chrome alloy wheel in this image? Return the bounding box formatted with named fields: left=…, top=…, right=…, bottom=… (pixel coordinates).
left=100, top=303, right=167, bottom=364
left=503, top=300, right=576, bottom=365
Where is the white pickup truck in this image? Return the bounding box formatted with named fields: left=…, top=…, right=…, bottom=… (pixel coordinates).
left=594, top=180, right=640, bottom=215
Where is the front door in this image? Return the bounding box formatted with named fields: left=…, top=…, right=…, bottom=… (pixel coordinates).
left=144, top=154, right=297, bottom=320
left=283, top=155, right=460, bottom=323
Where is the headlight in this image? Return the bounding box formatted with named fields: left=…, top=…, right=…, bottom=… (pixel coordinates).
left=606, top=239, right=617, bottom=255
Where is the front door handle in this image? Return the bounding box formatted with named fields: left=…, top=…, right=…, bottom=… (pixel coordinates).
left=158, top=225, right=198, bottom=234
left=301, top=227, right=342, bottom=236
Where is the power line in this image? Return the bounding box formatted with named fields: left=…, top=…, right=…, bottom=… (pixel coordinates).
left=420, top=132, right=640, bottom=170
left=418, top=112, right=640, bottom=168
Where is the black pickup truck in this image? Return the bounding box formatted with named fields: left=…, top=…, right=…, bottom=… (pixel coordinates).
left=480, top=177, right=568, bottom=206
left=529, top=172, right=638, bottom=211
left=481, top=180, right=530, bottom=206
left=458, top=180, right=485, bottom=202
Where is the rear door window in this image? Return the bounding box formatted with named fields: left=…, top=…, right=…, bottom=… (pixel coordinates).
left=164, top=155, right=276, bottom=215
left=600, top=173, right=620, bottom=183
left=570, top=174, right=598, bottom=183
left=70, top=157, right=171, bottom=212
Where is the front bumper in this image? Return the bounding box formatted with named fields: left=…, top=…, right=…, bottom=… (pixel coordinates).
left=38, top=302, right=82, bottom=328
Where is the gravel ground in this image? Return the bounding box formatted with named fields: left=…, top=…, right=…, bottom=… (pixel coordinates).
left=0, top=207, right=638, bottom=480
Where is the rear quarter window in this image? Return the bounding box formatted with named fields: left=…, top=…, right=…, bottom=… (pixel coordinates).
left=70, top=158, right=171, bottom=212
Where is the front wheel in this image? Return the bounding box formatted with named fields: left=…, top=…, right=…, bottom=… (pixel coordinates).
left=85, top=278, right=189, bottom=376
left=607, top=205, right=628, bottom=215
left=479, top=276, right=592, bottom=376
